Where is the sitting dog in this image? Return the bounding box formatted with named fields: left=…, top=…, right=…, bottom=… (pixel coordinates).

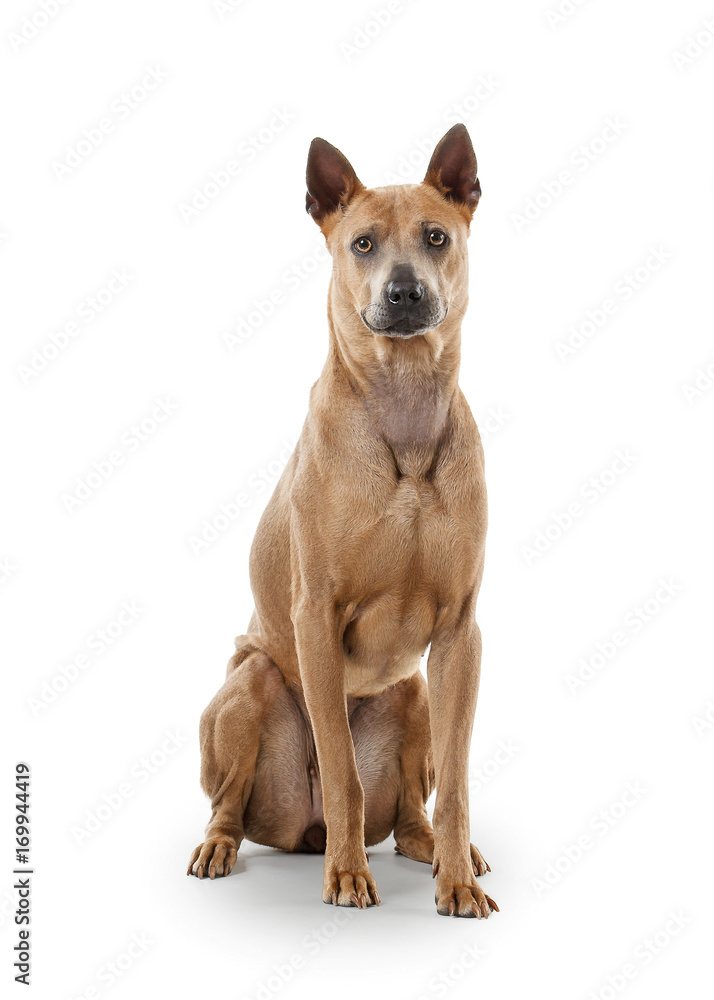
left=188, top=124, right=497, bottom=918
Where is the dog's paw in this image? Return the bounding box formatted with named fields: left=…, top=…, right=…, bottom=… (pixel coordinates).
left=186, top=837, right=238, bottom=879
left=322, top=858, right=380, bottom=908
left=394, top=825, right=435, bottom=864
left=434, top=871, right=498, bottom=918
left=470, top=843, right=491, bottom=877
left=396, top=832, right=491, bottom=877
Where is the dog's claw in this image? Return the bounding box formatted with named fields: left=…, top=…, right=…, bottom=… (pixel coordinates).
left=187, top=838, right=238, bottom=879
left=323, top=861, right=379, bottom=908
left=437, top=878, right=498, bottom=917
left=469, top=843, right=490, bottom=878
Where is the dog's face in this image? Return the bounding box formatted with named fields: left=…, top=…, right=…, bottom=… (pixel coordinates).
left=306, top=125, right=480, bottom=340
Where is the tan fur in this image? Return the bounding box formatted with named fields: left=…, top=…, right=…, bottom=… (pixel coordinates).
left=187, top=126, right=498, bottom=918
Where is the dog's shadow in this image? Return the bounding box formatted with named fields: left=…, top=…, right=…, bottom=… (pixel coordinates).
left=188, top=842, right=433, bottom=914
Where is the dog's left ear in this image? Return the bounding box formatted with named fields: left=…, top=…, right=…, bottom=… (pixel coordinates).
left=423, top=124, right=481, bottom=219
left=306, top=138, right=364, bottom=231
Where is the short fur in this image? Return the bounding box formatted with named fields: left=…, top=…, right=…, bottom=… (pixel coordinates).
left=187, top=124, right=498, bottom=918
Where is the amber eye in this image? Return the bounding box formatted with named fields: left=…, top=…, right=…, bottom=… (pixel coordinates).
left=428, top=230, right=446, bottom=247
left=354, top=237, right=373, bottom=253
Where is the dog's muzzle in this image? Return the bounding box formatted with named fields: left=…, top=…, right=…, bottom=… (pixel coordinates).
left=361, top=267, right=446, bottom=338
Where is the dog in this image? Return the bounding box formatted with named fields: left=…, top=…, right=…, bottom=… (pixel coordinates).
left=187, top=124, right=498, bottom=918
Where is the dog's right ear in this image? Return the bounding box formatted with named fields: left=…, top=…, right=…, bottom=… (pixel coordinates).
left=306, top=138, right=363, bottom=231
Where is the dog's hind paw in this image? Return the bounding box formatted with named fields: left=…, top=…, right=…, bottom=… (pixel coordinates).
left=187, top=837, right=238, bottom=879
left=395, top=833, right=490, bottom=878
left=394, top=825, right=435, bottom=865
left=470, top=843, right=491, bottom=878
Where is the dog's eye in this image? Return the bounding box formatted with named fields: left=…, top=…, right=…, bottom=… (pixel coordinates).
left=354, top=237, right=373, bottom=254
left=428, top=230, right=447, bottom=247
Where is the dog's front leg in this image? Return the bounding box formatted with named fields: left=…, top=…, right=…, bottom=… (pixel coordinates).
left=427, top=614, right=498, bottom=917
left=294, top=603, right=380, bottom=908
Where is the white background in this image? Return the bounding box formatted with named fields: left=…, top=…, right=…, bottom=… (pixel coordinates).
left=2, top=0, right=713, bottom=997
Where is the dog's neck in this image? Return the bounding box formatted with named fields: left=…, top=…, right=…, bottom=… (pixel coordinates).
left=322, top=285, right=463, bottom=477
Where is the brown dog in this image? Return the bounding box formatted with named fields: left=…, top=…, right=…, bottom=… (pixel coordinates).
left=188, top=124, right=498, bottom=918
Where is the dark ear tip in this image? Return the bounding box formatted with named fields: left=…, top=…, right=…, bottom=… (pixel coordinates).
left=308, top=137, right=333, bottom=155
left=423, top=123, right=479, bottom=213
left=444, top=123, right=474, bottom=149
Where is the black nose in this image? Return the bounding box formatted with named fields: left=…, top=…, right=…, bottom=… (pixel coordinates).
left=386, top=278, right=424, bottom=305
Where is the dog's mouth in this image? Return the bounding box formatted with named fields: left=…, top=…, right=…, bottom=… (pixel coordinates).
left=360, top=306, right=448, bottom=339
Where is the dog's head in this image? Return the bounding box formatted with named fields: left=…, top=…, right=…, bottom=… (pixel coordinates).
left=306, top=124, right=480, bottom=340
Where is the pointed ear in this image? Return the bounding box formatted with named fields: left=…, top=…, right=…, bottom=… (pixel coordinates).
left=306, top=138, right=363, bottom=229
left=423, top=124, right=481, bottom=218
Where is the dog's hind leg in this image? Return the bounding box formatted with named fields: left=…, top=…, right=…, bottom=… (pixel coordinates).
left=390, top=671, right=436, bottom=864
left=187, top=643, right=285, bottom=879
left=347, top=671, right=434, bottom=855
left=391, top=671, right=491, bottom=879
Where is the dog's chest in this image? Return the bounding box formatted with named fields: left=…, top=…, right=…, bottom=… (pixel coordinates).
left=366, top=472, right=478, bottom=593
left=337, top=469, right=482, bottom=695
